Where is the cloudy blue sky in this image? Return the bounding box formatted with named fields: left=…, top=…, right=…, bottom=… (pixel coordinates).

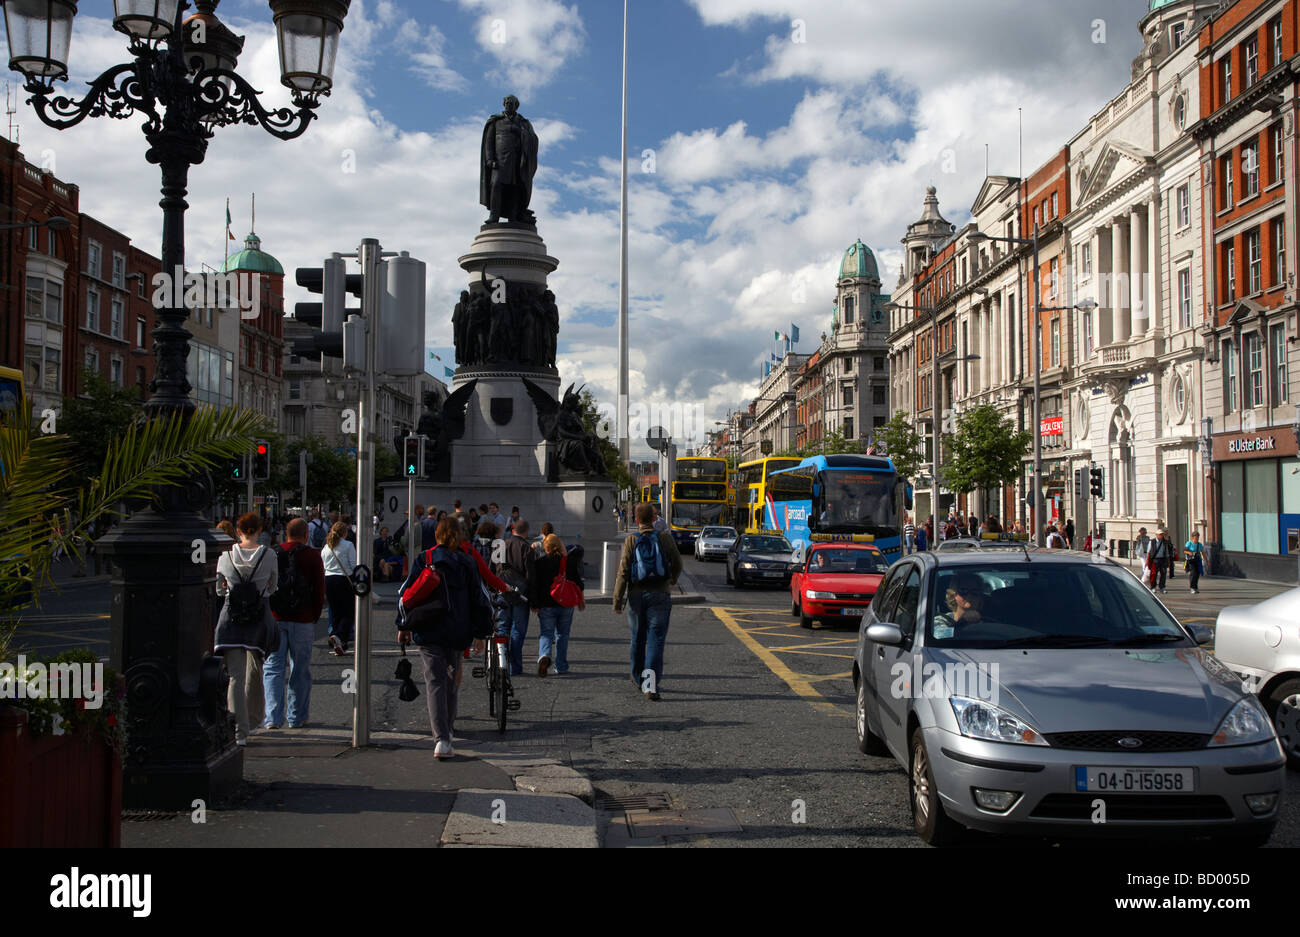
left=5, top=0, right=1150, bottom=452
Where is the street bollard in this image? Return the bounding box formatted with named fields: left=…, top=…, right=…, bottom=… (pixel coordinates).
left=602, top=540, right=622, bottom=595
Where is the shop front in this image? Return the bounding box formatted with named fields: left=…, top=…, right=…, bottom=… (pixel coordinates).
left=1212, top=425, right=1300, bottom=583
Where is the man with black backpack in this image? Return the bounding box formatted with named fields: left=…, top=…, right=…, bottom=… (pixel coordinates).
left=613, top=503, right=683, bottom=701
left=263, top=518, right=326, bottom=729
left=499, top=520, right=536, bottom=676
left=307, top=510, right=328, bottom=551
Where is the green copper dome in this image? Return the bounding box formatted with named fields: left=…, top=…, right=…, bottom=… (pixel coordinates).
left=1149, top=0, right=1180, bottom=10
left=223, top=232, right=283, bottom=275
left=840, top=239, right=879, bottom=280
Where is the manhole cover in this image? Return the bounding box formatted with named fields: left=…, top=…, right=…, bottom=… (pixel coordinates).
left=626, top=808, right=743, bottom=838
left=597, top=792, right=672, bottom=812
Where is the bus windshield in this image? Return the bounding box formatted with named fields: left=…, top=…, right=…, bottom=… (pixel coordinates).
left=0, top=375, right=22, bottom=429
left=820, top=470, right=895, bottom=531
left=671, top=503, right=725, bottom=528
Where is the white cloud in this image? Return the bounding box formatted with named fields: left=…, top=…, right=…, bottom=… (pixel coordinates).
left=458, top=0, right=586, bottom=97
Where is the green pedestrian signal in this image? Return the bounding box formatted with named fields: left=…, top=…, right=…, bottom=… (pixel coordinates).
left=228, top=456, right=245, bottom=481
left=403, top=435, right=424, bottom=479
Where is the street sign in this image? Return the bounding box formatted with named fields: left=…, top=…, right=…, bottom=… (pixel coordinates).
left=647, top=426, right=669, bottom=451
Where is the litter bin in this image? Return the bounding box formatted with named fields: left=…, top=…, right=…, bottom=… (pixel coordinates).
left=602, top=540, right=622, bottom=595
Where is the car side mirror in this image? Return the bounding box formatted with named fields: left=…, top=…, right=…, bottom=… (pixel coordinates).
left=1188, top=623, right=1213, bottom=646
left=866, top=622, right=905, bottom=646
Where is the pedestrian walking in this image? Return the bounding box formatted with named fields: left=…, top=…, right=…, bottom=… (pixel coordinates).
left=1064, top=518, right=1075, bottom=549
left=1184, top=530, right=1205, bottom=593
left=613, top=503, right=683, bottom=701
left=1045, top=525, right=1066, bottom=549
left=507, top=506, right=522, bottom=534
left=530, top=533, right=585, bottom=676
left=264, top=518, right=326, bottom=729
left=1147, top=529, right=1174, bottom=593
left=499, top=519, right=536, bottom=675
left=307, top=510, right=328, bottom=550
left=396, top=517, right=492, bottom=759
left=652, top=505, right=669, bottom=533
left=214, top=513, right=278, bottom=745
left=915, top=523, right=927, bottom=552
left=488, top=502, right=508, bottom=533
left=321, top=521, right=358, bottom=656
left=903, top=516, right=916, bottom=554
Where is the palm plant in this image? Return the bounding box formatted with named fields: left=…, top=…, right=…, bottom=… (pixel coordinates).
left=0, top=406, right=270, bottom=660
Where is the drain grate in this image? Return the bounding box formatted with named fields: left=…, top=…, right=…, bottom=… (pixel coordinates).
left=597, top=792, right=673, bottom=812
left=121, top=810, right=181, bottom=822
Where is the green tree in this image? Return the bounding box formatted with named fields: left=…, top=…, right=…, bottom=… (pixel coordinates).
left=578, top=390, right=633, bottom=492
left=282, top=435, right=355, bottom=511
left=875, top=410, right=924, bottom=481
left=941, top=404, right=1032, bottom=495
left=59, top=370, right=144, bottom=478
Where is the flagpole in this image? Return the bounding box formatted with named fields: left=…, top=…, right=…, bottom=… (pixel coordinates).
left=224, top=197, right=230, bottom=268
left=617, top=0, right=631, bottom=467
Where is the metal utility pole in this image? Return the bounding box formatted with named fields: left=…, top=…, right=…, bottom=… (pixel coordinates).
left=617, top=0, right=631, bottom=465
left=245, top=450, right=254, bottom=518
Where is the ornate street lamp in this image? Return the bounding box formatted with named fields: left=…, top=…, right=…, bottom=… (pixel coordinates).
left=1, top=0, right=350, bottom=808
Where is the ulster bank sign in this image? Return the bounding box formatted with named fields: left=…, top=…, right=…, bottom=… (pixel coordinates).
left=1227, top=436, right=1277, bottom=455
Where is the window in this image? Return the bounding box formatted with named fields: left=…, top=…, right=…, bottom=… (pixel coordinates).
left=84, top=347, right=99, bottom=376
left=1245, top=37, right=1259, bottom=87
left=1273, top=124, right=1284, bottom=184
left=1051, top=192, right=1058, bottom=218
left=1174, top=376, right=1186, bottom=418
left=1272, top=324, right=1289, bottom=404
left=28, top=226, right=37, bottom=251
left=109, top=357, right=122, bottom=386
left=844, top=296, right=855, bottom=324
left=47, top=230, right=56, bottom=258
left=1274, top=217, right=1286, bottom=286
left=1081, top=242, right=1092, bottom=276
left=1247, top=229, right=1262, bottom=294
left=86, top=287, right=100, bottom=331
left=288, top=380, right=302, bottom=401
left=135, top=366, right=146, bottom=390
left=1082, top=310, right=1093, bottom=359
left=1174, top=94, right=1187, bottom=129
left=845, top=357, right=853, bottom=373
left=843, top=386, right=854, bottom=407
left=87, top=241, right=101, bottom=278
left=111, top=253, right=125, bottom=289
left=1227, top=243, right=1237, bottom=301
left=136, top=317, right=146, bottom=347
left=1172, top=22, right=1185, bottom=49
left=110, top=297, right=124, bottom=339
left=1223, top=154, right=1234, bottom=208
left=1033, top=206, right=1040, bottom=229
left=1243, top=146, right=1260, bottom=198
left=1222, top=55, right=1232, bottom=103
left=1272, top=17, right=1283, bottom=67
left=872, top=386, right=886, bottom=405
left=843, top=417, right=854, bottom=439
left=1050, top=317, right=1060, bottom=367
left=1225, top=339, right=1238, bottom=412
left=1179, top=268, right=1192, bottom=328
left=1247, top=332, right=1264, bottom=407
left=1049, top=257, right=1060, bottom=301
left=136, top=275, right=145, bottom=299
left=1177, top=184, right=1190, bottom=227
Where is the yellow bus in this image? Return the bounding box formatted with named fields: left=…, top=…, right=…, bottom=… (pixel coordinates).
left=639, top=483, right=660, bottom=505
left=735, top=456, right=800, bottom=533
left=669, top=457, right=728, bottom=549
left=0, top=365, right=27, bottom=453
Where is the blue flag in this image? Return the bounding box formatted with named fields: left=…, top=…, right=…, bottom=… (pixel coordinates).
left=444, top=367, right=455, bottom=378
left=791, top=324, right=800, bottom=343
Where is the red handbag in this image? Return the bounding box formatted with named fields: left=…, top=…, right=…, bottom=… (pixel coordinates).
left=549, top=553, right=582, bottom=609
left=402, top=549, right=443, bottom=608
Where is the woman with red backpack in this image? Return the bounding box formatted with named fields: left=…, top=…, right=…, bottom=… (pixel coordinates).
left=529, top=533, right=585, bottom=677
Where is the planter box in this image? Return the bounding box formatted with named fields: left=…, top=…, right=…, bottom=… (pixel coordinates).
left=0, top=706, right=122, bottom=848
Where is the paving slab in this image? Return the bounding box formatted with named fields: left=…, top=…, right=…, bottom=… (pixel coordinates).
left=514, top=774, right=595, bottom=802
left=440, top=789, right=598, bottom=848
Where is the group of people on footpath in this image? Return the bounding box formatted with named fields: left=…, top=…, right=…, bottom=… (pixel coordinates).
left=1133, top=526, right=1206, bottom=594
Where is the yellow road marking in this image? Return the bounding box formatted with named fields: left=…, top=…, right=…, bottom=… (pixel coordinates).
left=712, top=607, right=851, bottom=718
left=778, top=648, right=855, bottom=660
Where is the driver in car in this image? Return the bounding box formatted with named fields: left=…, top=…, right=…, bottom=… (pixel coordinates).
left=932, top=573, right=985, bottom=639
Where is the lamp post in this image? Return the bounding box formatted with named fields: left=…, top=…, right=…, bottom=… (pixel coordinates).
left=2, top=0, right=351, bottom=807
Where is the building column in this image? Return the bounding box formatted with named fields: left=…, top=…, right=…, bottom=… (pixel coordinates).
left=1146, top=194, right=1160, bottom=334
left=992, top=294, right=1003, bottom=388
left=1131, top=203, right=1147, bottom=338
left=980, top=304, right=991, bottom=392
left=1111, top=218, right=1128, bottom=343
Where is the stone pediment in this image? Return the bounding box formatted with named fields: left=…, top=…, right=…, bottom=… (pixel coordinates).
left=1224, top=298, right=1266, bottom=326
left=1077, top=141, right=1154, bottom=206
left=970, top=175, right=1018, bottom=219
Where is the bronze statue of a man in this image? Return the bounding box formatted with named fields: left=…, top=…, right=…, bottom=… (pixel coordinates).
left=480, top=95, right=539, bottom=225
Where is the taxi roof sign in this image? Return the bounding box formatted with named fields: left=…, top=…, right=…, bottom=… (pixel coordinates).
left=981, top=533, right=1030, bottom=542
left=810, top=533, right=876, bottom=543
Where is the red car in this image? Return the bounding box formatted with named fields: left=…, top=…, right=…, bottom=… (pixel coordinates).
left=790, top=543, right=890, bottom=629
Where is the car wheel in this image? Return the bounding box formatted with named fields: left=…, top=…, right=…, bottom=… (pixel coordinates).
left=909, top=727, right=964, bottom=846
left=799, top=609, right=813, bottom=629
left=1263, top=678, right=1300, bottom=767
left=856, top=677, right=888, bottom=755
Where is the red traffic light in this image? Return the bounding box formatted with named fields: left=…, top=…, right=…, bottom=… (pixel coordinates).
left=256, top=444, right=269, bottom=455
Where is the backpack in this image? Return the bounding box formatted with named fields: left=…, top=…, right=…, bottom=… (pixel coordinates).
left=403, top=549, right=452, bottom=633
left=308, top=520, right=326, bottom=549
left=227, top=548, right=269, bottom=628
left=550, top=553, right=582, bottom=608
left=630, top=531, right=668, bottom=585
left=269, top=543, right=312, bottom=617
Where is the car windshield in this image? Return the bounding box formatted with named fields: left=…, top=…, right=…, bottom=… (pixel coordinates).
left=743, top=537, right=791, bottom=553
left=701, top=527, right=736, bottom=539
left=936, top=540, right=977, bottom=551
left=808, top=548, right=888, bottom=574
left=926, top=563, right=1190, bottom=649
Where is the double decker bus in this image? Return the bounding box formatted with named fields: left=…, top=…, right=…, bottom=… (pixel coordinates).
left=639, top=482, right=660, bottom=505
left=735, top=456, right=800, bottom=534
left=767, top=454, right=912, bottom=562
left=0, top=365, right=27, bottom=469
left=668, top=457, right=728, bottom=550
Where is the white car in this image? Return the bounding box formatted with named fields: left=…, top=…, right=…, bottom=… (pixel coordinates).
left=1213, top=587, right=1300, bottom=767
left=695, top=526, right=738, bottom=562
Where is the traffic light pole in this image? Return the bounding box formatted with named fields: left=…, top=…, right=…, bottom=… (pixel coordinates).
left=245, top=454, right=254, bottom=518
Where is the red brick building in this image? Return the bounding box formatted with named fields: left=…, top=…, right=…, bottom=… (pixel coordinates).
left=77, top=213, right=158, bottom=400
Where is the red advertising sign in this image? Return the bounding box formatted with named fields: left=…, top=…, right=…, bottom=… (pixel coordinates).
left=1040, top=417, right=1064, bottom=437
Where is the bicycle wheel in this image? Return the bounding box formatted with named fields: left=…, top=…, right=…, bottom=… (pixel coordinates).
left=496, top=673, right=509, bottom=733
left=487, top=660, right=498, bottom=718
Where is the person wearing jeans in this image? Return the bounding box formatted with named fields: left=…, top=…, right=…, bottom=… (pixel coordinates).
left=530, top=534, right=585, bottom=676
left=613, top=503, right=683, bottom=701
left=264, top=518, right=326, bottom=729
left=501, top=521, right=536, bottom=676
left=1184, top=531, right=1205, bottom=594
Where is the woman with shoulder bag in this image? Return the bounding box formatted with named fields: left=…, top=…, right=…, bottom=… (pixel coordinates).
left=321, top=521, right=358, bottom=657
left=215, top=512, right=279, bottom=745
left=529, top=534, right=585, bottom=678
left=396, top=518, right=491, bottom=760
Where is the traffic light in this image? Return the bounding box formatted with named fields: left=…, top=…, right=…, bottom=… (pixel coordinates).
left=403, top=434, right=425, bottom=479
left=226, top=454, right=246, bottom=481
left=252, top=441, right=271, bottom=482
left=1073, top=468, right=1085, bottom=500
left=1089, top=465, right=1104, bottom=499
left=292, top=255, right=362, bottom=373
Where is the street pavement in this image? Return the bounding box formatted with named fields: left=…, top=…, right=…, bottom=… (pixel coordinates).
left=8, top=553, right=1299, bottom=847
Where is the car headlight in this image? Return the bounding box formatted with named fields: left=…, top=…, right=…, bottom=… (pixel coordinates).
left=806, top=590, right=836, bottom=600
left=739, top=562, right=755, bottom=569
left=950, top=697, right=1047, bottom=746
left=1208, top=697, right=1276, bottom=748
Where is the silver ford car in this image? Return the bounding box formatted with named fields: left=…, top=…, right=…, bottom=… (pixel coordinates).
left=854, top=551, right=1286, bottom=846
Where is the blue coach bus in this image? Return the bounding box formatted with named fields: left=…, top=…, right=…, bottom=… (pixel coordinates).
left=767, top=454, right=911, bottom=561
